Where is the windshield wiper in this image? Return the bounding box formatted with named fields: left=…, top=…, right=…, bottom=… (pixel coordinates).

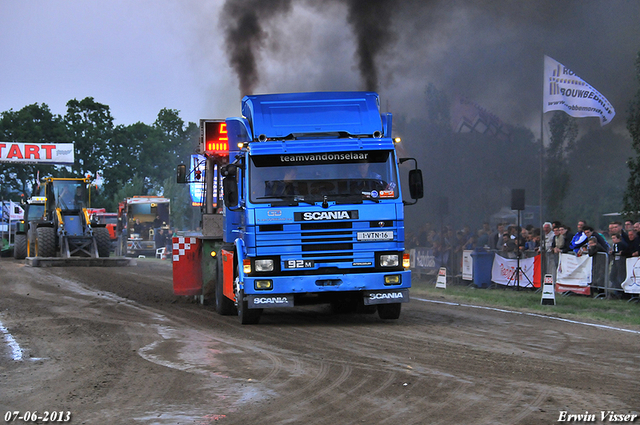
left=322, top=193, right=380, bottom=204
left=256, top=195, right=315, bottom=206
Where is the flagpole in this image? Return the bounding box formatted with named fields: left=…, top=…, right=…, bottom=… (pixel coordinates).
left=539, top=54, right=546, bottom=288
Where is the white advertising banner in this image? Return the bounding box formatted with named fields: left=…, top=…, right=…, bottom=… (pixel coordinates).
left=0, top=142, right=74, bottom=165
left=462, top=250, right=473, bottom=281
left=543, top=55, right=615, bottom=126
left=556, top=253, right=592, bottom=286
left=491, top=255, right=535, bottom=287
left=621, top=257, right=640, bottom=294
left=2, top=201, right=24, bottom=221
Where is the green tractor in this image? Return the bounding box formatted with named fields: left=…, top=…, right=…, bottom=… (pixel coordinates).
left=27, top=177, right=111, bottom=258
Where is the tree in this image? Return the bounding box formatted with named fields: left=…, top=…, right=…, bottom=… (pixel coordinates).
left=102, top=122, right=156, bottom=200
left=0, top=103, right=66, bottom=198
left=64, top=97, right=114, bottom=178
left=623, top=51, right=640, bottom=220
left=162, top=175, right=192, bottom=231
left=544, top=112, right=577, bottom=221
left=566, top=128, right=632, bottom=228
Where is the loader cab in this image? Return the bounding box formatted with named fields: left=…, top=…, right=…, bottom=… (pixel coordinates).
left=44, top=178, right=89, bottom=218
left=24, top=198, right=46, bottom=222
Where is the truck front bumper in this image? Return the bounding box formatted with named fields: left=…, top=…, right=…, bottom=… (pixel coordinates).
left=242, top=269, right=411, bottom=308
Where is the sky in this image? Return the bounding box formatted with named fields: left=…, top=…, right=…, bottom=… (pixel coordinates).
left=1, top=0, right=639, bottom=137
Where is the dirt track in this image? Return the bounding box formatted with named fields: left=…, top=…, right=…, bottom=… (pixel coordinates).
left=0, top=258, right=638, bottom=424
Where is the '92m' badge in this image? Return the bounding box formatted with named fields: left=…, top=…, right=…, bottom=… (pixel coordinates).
left=284, top=259, right=314, bottom=269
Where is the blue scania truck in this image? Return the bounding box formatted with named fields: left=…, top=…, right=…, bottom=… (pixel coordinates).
left=173, top=92, right=423, bottom=324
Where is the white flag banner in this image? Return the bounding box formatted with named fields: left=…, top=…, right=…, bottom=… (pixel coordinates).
left=462, top=250, right=473, bottom=281
left=543, top=55, right=615, bottom=126
left=556, top=253, right=592, bottom=286
left=491, top=255, right=535, bottom=287
left=621, top=257, right=640, bottom=294
left=8, top=201, right=23, bottom=221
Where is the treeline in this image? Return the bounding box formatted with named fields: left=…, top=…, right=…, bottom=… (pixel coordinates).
left=0, top=97, right=200, bottom=229
left=399, top=84, right=634, bottom=231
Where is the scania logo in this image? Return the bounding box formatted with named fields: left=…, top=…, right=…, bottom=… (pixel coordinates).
left=254, top=297, right=289, bottom=304
left=369, top=292, right=404, bottom=300
left=304, top=211, right=349, bottom=220
left=295, top=210, right=358, bottom=221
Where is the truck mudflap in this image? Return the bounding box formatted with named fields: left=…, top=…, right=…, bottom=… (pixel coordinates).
left=247, top=294, right=294, bottom=309
left=363, top=289, right=410, bottom=305
left=172, top=236, right=203, bottom=296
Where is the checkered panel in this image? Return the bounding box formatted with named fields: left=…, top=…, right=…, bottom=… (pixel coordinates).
left=172, top=237, right=197, bottom=262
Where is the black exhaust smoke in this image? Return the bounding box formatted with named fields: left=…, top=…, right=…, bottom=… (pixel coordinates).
left=343, top=0, right=395, bottom=92
left=221, top=0, right=292, bottom=96
left=221, top=0, right=396, bottom=95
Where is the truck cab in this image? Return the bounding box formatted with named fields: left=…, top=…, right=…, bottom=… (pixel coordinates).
left=175, top=92, right=423, bottom=324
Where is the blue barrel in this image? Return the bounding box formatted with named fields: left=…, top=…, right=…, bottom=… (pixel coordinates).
left=471, top=250, right=494, bottom=288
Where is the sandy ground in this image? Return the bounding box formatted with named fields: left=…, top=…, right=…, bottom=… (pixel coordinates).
left=0, top=258, right=638, bottom=425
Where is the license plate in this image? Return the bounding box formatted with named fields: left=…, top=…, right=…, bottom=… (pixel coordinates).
left=284, top=259, right=315, bottom=269
left=357, top=231, right=393, bottom=241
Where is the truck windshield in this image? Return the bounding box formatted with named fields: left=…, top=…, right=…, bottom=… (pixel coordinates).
left=249, top=150, right=399, bottom=204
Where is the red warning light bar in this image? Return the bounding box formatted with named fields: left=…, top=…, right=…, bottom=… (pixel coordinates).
left=202, top=120, right=229, bottom=156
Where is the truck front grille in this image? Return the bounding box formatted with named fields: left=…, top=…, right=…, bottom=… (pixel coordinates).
left=254, top=220, right=397, bottom=266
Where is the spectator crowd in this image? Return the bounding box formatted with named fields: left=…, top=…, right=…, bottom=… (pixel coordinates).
left=407, top=219, right=640, bottom=297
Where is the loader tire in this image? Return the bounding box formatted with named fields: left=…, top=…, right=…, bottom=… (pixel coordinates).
left=36, top=227, right=56, bottom=258
left=13, top=234, right=27, bottom=259
left=94, top=227, right=111, bottom=258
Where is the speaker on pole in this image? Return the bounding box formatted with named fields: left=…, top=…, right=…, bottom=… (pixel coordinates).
left=511, top=189, right=525, bottom=211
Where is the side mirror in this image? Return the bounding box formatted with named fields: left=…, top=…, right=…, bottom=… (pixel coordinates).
left=409, top=169, right=424, bottom=200
left=223, top=176, right=238, bottom=208
left=221, top=164, right=237, bottom=178
left=176, top=164, right=187, bottom=184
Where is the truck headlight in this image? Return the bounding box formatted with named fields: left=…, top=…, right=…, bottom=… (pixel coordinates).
left=379, top=254, right=399, bottom=267
left=254, top=259, right=274, bottom=272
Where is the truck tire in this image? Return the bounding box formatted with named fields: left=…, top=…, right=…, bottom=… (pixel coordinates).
left=215, top=253, right=237, bottom=316
left=36, top=227, right=56, bottom=258
left=238, top=289, right=262, bottom=325
left=377, top=303, right=402, bottom=320
left=94, top=227, right=111, bottom=258
left=13, top=234, right=27, bottom=259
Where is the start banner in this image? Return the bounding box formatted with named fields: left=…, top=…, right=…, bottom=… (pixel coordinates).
left=0, top=142, right=74, bottom=165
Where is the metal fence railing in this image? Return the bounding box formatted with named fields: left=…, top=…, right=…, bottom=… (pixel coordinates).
left=411, top=247, right=639, bottom=302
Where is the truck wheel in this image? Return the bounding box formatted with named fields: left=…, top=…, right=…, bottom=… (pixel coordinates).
left=377, top=303, right=402, bottom=320
left=13, top=234, right=27, bottom=259
left=94, top=227, right=111, bottom=258
left=237, top=289, right=262, bottom=325
left=215, top=253, right=237, bottom=316
left=35, top=227, right=56, bottom=257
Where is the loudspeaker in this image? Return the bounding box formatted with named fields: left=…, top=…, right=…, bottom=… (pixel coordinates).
left=438, top=196, right=449, bottom=215
left=511, top=189, right=525, bottom=211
